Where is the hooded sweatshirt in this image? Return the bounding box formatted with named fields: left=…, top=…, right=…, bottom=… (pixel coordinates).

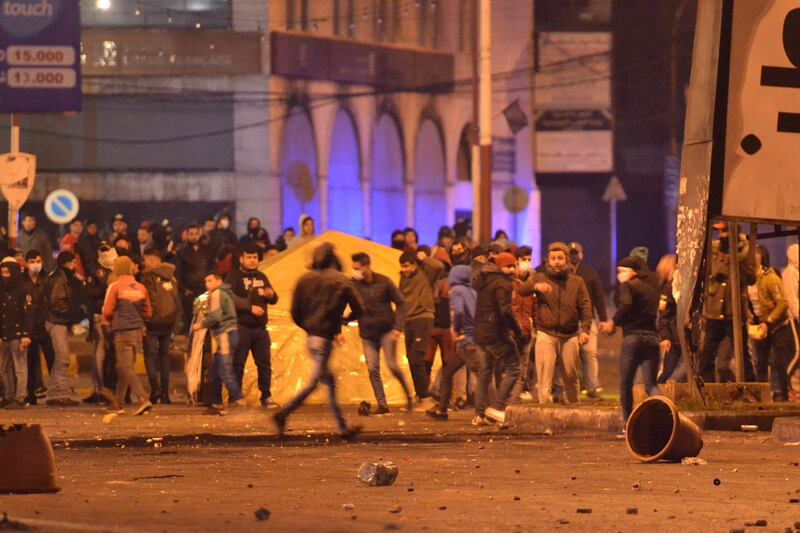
left=0, top=262, right=33, bottom=341
left=783, top=244, right=799, bottom=320
left=448, top=265, right=476, bottom=343
left=291, top=243, right=365, bottom=340
left=226, top=265, right=278, bottom=329
left=102, top=257, right=152, bottom=332
left=473, top=263, right=522, bottom=345
left=612, top=258, right=659, bottom=337
left=399, top=257, right=444, bottom=322
left=140, top=262, right=181, bottom=332
left=200, top=282, right=238, bottom=337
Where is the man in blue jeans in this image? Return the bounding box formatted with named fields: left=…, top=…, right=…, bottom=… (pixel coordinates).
left=600, top=257, right=662, bottom=423
left=274, top=243, right=365, bottom=440
left=193, top=272, right=244, bottom=415
left=350, top=252, right=411, bottom=414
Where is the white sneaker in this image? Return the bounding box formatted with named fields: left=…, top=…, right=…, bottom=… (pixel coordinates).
left=519, top=391, right=534, bottom=401
left=485, top=407, right=506, bottom=424
left=471, top=415, right=493, bottom=426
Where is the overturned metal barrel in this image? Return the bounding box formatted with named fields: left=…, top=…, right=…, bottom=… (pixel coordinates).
left=0, top=424, right=60, bottom=493
left=626, top=396, right=703, bottom=463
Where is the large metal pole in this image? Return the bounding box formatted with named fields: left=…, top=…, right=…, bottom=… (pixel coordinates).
left=727, top=219, right=745, bottom=382
left=472, top=0, right=492, bottom=244
left=8, top=113, right=19, bottom=247
left=471, top=0, right=481, bottom=242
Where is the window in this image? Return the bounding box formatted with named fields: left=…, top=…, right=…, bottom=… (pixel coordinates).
left=2, top=95, right=234, bottom=172
left=300, top=0, right=310, bottom=31
left=81, top=0, right=232, bottom=29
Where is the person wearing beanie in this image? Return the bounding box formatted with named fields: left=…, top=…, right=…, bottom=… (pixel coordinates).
left=470, top=252, right=523, bottom=425
left=44, top=251, right=81, bottom=406
left=0, top=259, right=33, bottom=408
left=101, top=256, right=153, bottom=416
left=599, top=257, right=662, bottom=423
left=398, top=248, right=444, bottom=408
left=567, top=241, right=607, bottom=399
left=519, top=242, right=593, bottom=404
left=82, top=243, right=118, bottom=405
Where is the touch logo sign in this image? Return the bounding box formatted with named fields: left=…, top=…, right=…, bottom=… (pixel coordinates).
left=0, top=0, right=61, bottom=39
left=44, top=188, right=78, bottom=224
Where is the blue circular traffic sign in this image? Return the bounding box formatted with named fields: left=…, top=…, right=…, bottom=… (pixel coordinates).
left=44, top=188, right=78, bottom=224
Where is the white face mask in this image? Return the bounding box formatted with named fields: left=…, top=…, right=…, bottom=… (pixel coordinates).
left=517, top=260, right=531, bottom=273
left=218, top=219, right=230, bottom=230
left=617, top=268, right=635, bottom=284
left=28, top=264, right=42, bottom=275
left=352, top=270, right=364, bottom=281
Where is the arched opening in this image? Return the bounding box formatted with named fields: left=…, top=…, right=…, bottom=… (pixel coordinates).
left=371, top=113, right=405, bottom=243
left=327, top=109, right=363, bottom=236
left=454, top=124, right=474, bottom=215
left=281, top=108, right=319, bottom=233
left=414, top=118, right=447, bottom=245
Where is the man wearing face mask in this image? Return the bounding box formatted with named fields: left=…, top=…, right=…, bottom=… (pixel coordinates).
left=449, top=237, right=472, bottom=267
left=519, top=242, right=593, bottom=404
left=567, top=242, right=607, bottom=399
left=44, top=252, right=81, bottom=406
left=599, top=257, right=662, bottom=423
left=0, top=259, right=33, bottom=409
left=239, top=217, right=271, bottom=259
left=208, top=214, right=238, bottom=259
left=473, top=252, right=524, bottom=425
left=350, top=252, right=411, bottom=414
left=511, top=246, right=536, bottom=401
left=23, top=251, right=55, bottom=405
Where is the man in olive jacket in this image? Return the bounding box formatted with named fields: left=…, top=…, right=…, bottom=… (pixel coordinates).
left=520, top=242, right=593, bottom=404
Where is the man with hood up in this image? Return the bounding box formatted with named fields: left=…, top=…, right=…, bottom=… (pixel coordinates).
left=473, top=253, right=524, bottom=425
left=274, top=243, right=365, bottom=440
left=426, top=264, right=481, bottom=421
left=141, top=248, right=181, bottom=404
left=600, top=257, right=662, bottom=423
left=0, top=259, right=33, bottom=408
left=519, top=242, right=593, bottom=404
left=23, top=250, right=55, bottom=405
left=102, top=256, right=153, bottom=416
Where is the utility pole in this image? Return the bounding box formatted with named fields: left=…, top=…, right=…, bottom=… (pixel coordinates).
left=472, top=0, right=492, bottom=244
left=603, top=176, right=627, bottom=286
left=8, top=114, right=19, bottom=247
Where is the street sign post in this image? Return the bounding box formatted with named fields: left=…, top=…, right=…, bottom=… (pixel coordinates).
left=603, top=175, right=627, bottom=286
left=44, top=188, right=78, bottom=225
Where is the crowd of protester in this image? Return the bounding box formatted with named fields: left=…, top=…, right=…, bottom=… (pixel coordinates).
left=1, top=211, right=797, bottom=439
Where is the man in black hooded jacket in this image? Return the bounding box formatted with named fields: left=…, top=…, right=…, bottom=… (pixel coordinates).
left=274, top=243, right=365, bottom=440
left=473, top=252, right=523, bottom=425
left=0, top=260, right=33, bottom=408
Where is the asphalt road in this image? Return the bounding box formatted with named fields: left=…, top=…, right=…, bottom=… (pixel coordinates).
left=2, top=406, right=800, bottom=532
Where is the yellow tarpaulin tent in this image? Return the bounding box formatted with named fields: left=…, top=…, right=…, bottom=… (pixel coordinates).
left=240, top=231, right=426, bottom=406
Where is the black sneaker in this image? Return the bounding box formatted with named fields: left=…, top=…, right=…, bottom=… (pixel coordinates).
left=161, top=395, right=172, bottom=405
left=149, top=394, right=161, bottom=405
left=34, top=387, right=47, bottom=399
left=425, top=407, right=448, bottom=421
left=82, top=393, right=100, bottom=404
left=372, top=405, right=390, bottom=415
left=46, top=397, right=79, bottom=407
left=340, top=425, right=363, bottom=442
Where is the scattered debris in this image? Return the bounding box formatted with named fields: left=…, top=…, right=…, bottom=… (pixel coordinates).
left=681, top=457, right=707, bottom=466
left=513, top=496, right=521, bottom=501
left=790, top=499, right=799, bottom=504
left=388, top=505, right=401, bottom=514
left=384, top=525, right=400, bottom=530
left=576, top=509, right=592, bottom=514
left=438, top=506, right=447, bottom=511
left=627, top=508, right=638, bottom=515
left=514, top=469, right=521, bottom=474
left=632, top=482, right=641, bottom=491
left=730, top=529, right=745, bottom=533
left=713, top=479, right=721, bottom=486
left=358, top=401, right=372, bottom=416
left=102, top=414, right=117, bottom=425
left=342, top=504, right=356, bottom=511
left=254, top=508, right=271, bottom=521
left=740, top=425, right=758, bottom=432
left=544, top=429, right=554, bottom=436
left=557, top=519, right=570, bottom=525
left=248, top=484, right=254, bottom=489
left=570, top=476, right=577, bottom=480
left=674, top=488, right=680, bottom=494
left=744, top=520, right=767, bottom=527
left=358, top=461, right=399, bottom=486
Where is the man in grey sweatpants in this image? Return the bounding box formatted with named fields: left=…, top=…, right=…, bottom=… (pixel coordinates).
left=520, top=242, right=593, bottom=404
